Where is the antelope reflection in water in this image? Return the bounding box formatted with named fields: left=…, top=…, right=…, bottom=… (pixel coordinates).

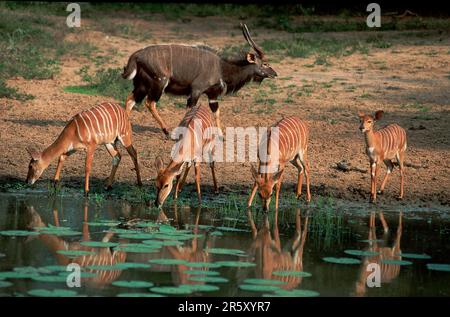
left=247, top=209, right=309, bottom=289
left=354, top=211, right=403, bottom=296
left=25, top=201, right=128, bottom=288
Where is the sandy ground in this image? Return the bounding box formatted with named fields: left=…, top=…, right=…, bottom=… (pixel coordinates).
left=1, top=15, right=449, bottom=207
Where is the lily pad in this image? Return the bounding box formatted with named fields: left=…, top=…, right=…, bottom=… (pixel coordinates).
left=0, top=281, right=12, bottom=288
left=150, top=286, right=193, bottom=295
left=272, top=271, right=312, bottom=278
left=0, top=271, right=39, bottom=279
left=323, top=257, right=361, bottom=265
left=112, top=280, right=154, bottom=288
left=40, top=265, right=71, bottom=273
left=148, top=259, right=187, bottom=266
left=188, top=276, right=229, bottom=283
left=114, top=244, right=159, bottom=253
left=381, top=259, right=412, bottom=266
left=117, top=292, right=164, bottom=297
left=180, top=284, right=220, bottom=292
left=85, top=221, right=120, bottom=227
left=269, top=289, right=320, bottom=297
left=159, top=224, right=177, bottom=232
left=31, top=275, right=68, bottom=283
left=141, top=240, right=165, bottom=247
left=216, top=226, right=247, bottom=232
left=80, top=241, right=118, bottom=248
left=114, top=262, right=151, bottom=270
left=185, top=262, right=221, bottom=268
left=118, top=233, right=157, bottom=240
left=344, top=250, right=379, bottom=257
left=426, top=263, right=450, bottom=272
left=243, top=278, right=286, bottom=285
left=0, top=230, right=40, bottom=236
left=58, top=271, right=97, bottom=278
left=239, top=284, right=281, bottom=292
left=210, top=231, right=223, bottom=236
left=56, top=250, right=96, bottom=257
left=28, top=289, right=78, bottom=297
left=216, top=261, right=256, bottom=268
left=206, top=248, right=246, bottom=256
left=184, top=270, right=220, bottom=276
left=397, top=253, right=431, bottom=260
left=135, top=222, right=159, bottom=228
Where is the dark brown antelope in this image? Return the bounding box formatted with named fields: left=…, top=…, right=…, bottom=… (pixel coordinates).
left=358, top=111, right=407, bottom=202
left=354, top=211, right=403, bottom=296
left=25, top=102, right=142, bottom=194
left=248, top=116, right=311, bottom=211
left=154, top=104, right=219, bottom=207
left=122, top=23, right=277, bottom=137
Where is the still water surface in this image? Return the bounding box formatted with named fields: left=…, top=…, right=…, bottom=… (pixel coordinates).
left=0, top=193, right=449, bottom=297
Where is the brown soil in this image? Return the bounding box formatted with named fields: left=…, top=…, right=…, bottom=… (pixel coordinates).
left=1, top=15, right=449, bottom=208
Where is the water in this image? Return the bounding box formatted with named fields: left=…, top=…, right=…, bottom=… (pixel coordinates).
left=0, top=193, right=449, bottom=297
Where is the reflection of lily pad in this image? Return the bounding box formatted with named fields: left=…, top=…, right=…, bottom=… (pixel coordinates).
left=243, top=278, right=286, bottom=285
left=427, top=263, right=450, bottom=272
left=184, top=270, right=220, bottom=276
left=216, top=261, right=256, bottom=268
left=323, top=257, right=361, bottom=265
left=28, top=289, right=78, bottom=297
left=80, top=241, right=118, bottom=248
left=206, top=248, right=246, bottom=256
left=381, top=259, right=412, bottom=266
left=273, top=271, right=312, bottom=278
left=0, top=230, right=40, bottom=236
left=185, top=262, right=221, bottom=268
left=150, top=286, right=193, bottom=295
left=0, top=281, right=12, bottom=288
left=56, top=250, right=96, bottom=257
left=148, top=259, right=187, bottom=266
left=188, top=276, right=229, bottom=283
left=180, top=284, right=219, bottom=292
left=239, top=284, right=281, bottom=292
left=397, top=253, right=431, bottom=260
left=344, top=250, right=379, bottom=257
left=112, top=280, right=154, bottom=288
left=117, top=293, right=164, bottom=297
left=268, top=289, right=320, bottom=297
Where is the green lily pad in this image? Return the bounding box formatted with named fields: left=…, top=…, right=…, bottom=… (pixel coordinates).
left=141, top=240, right=165, bottom=247
left=58, top=271, right=97, bottom=278
left=150, top=286, right=193, bottom=295
left=427, top=263, right=450, bottom=272
left=114, top=244, right=159, bottom=253
left=397, top=253, right=431, bottom=260
left=179, top=284, right=220, bottom=292
left=85, top=221, right=120, bottom=227
left=239, top=284, right=281, bottom=292
left=381, top=259, right=412, bottom=266
left=40, top=265, right=70, bottom=273
left=159, top=224, right=177, bottom=232
left=112, top=280, right=154, bottom=288
left=206, top=248, right=246, bottom=256
left=210, top=231, right=223, bottom=236
left=148, top=259, right=187, bottom=266
left=243, top=278, right=286, bottom=285
left=31, top=275, right=68, bottom=283
left=0, top=271, right=39, bottom=279
left=86, top=265, right=123, bottom=271
left=344, top=250, right=379, bottom=257
left=118, top=233, right=157, bottom=240
left=272, top=271, right=312, bottom=278
left=184, top=270, right=220, bottom=276
left=0, top=281, right=12, bottom=288
left=117, top=293, right=164, bottom=297
left=185, top=262, right=221, bottom=268
left=135, top=222, right=159, bottom=228
left=0, top=230, right=40, bottom=236
left=323, top=257, right=361, bottom=265
left=216, top=226, right=247, bottom=232
left=187, top=276, right=229, bottom=283
left=56, top=250, right=96, bottom=257
left=153, top=233, right=201, bottom=241
left=114, top=262, right=151, bottom=269
left=269, top=289, right=320, bottom=297
left=80, top=241, right=118, bottom=248
left=216, top=261, right=256, bottom=268
left=38, top=229, right=82, bottom=236
left=28, top=289, right=78, bottom=297
left=161, top=240, right=184, bottom=246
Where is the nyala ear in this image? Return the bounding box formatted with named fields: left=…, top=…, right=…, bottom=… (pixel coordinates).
left=358, top=111, right=365, bottom=119
left=154, top=156, right=164, bottom=172
left=374, top=110, right=384, bottom=121
left=26, top=147, right=41, bottom=161
left=246, top=53, right=256, bottom=64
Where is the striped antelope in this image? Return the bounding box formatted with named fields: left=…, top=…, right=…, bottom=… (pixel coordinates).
left=26, top=102, right=142, bottom=194
left=358, top=110, right=407, bottom=202
left=154, top=104, right=219, bottom=207
left=248, top=116, right=311, bottom=211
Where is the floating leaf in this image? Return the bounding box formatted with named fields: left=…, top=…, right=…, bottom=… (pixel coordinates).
left=273, top=271, right=312, bottom=278
left=28, top=289, right=78, bottom=297
left=80, top=241, right=118, bottom=248
left=397, top=253, right=431, bottom=260
left=58, top=271, right=97, bottom=278
left=180, top=284, right=220, bottom=292
left=150, top=286, right=193, bottom=295
left=184, top=270, right=220, bottom=276
left=381, top=259, right=412, bottom=266
left=141, top=240, right=165, bottom=247
left=185, top=262, right=221, bottom=268
left=344, top=250, right=379, bottom=257
left=322, top=257, right=361, bottom=265
left=216, top=261, right=256, bottom=268
left=0, top=230, right=40, bottom=236
left=159, top=224, right=177, bottom=232
left=148, top=259, right=187, bottom=266
left=210, top=231, right=223, bottom=236
left=114, top=244, right=159, bottom=253
left=85, top=221, right=120, bottom=227
left=359, top=239, right=384, bottom=243
left=114, top=262, right=151, bottom=270
left=243, top=278, right=286, bottom=285
left=118, top=233, right=157, bottom=240
left=56, top=250, right=96, bottom=257
left=112, top=280, right=154, bottom=288
left=0, top=271, right=38, bottom=279
left=0, top=281, right=12, bottom=288
left=239, top=284, right=281, bottom=292
left=206, top=248, right=246, bottom=256
left=117, top=293, right=164, bottom=297
left=427, top=263, right=450, bottom=272
left=135, top=222, right=159, bottom=228
left=188, top=276, right=229, bottom=283
left=31, top=275, right=68, bottom=283
left=40, top=265, right=70, bottom=273
left=269, top=289, right=319, bottom=297
left=216, top=226, right=247, bottom=232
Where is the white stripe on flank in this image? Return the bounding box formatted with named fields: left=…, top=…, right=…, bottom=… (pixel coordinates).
left=74, top=117, right=83, bottom=142
left=78, top=113, right=91, bottom=142
left=109, top=103, right=120, bottom=137
left=88, top=109, right=101, bottom=138
left=98, top=104, right=113, bottom=139
left=95, top=106, right=108, bottom=140
left=83, top=112, right=97, bottom=143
